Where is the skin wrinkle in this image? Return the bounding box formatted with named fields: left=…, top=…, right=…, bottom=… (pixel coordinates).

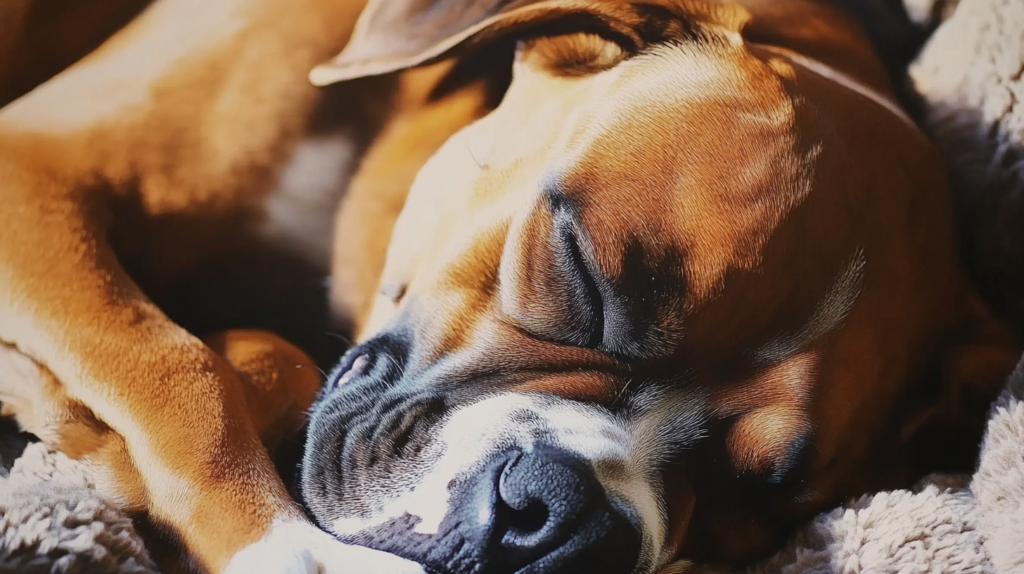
left=753, top=248, right=866, bottom=365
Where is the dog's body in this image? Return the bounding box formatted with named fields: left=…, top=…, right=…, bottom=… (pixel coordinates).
left=0, top=0, right=464, bottom=571
left=0, top=0, right=1018, bottom=573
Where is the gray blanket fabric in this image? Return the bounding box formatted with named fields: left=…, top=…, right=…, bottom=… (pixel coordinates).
left=908, top=0, right=1024, bottom=330
left=0, top=444, right=157, bottom=574
left=1, top=0, right=1023, bottom=571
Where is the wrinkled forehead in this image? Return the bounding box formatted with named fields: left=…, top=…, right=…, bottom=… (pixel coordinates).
left=536, top=43, right=805, bottom=286
left=367, top=40, right=807, bottom=339
left=486, top=39, right=797, bottom=179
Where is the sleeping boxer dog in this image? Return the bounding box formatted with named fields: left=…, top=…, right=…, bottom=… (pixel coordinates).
left=303, top=0, right=1022, bottom=572
left=0, top=0, right=1018, bottom=574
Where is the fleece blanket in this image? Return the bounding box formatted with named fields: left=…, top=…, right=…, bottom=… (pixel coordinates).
left=1, top=0, right=1023, bottom=571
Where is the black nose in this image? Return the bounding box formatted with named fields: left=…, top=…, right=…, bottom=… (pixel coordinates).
left=492, top=448, right=597, bottom=564
left=340, top=446, right=641, bottom=574
left=473, top=447, right=641, bottom=573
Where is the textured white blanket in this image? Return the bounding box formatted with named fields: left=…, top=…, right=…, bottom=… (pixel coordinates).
left=1, top=0, right=1023, bottom=571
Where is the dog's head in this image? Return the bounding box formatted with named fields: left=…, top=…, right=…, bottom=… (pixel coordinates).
left=301, top=0, right=1018, bottom=571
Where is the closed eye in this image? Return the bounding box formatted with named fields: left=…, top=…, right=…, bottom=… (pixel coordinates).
left=550, top=202, right=605, bottom=348
left=517, top=32, right=626, bottom=76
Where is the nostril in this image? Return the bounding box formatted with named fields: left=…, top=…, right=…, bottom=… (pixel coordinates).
left=506, top=499, right=549, bottom=536
left=331, top=353, right=371, bottom=389
left=495, top=448, right=594, bottom=555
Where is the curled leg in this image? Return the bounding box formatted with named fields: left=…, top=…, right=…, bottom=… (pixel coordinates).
left=1, top=329, right=417, bottom=573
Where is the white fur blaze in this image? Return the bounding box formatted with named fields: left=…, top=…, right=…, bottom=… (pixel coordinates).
left=224, top=520, right=425, bottom=574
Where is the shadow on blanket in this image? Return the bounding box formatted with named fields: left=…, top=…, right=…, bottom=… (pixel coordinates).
left=2, top=0, right=1023, bottom=571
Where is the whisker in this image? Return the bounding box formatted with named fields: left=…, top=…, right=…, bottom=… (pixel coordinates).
left=381, top=352, right=406, bottom=379
left=467, top=137, right=485, bottom=167
left=325, top=331, right=353, bottom=346
left=613, top=377, right=635, bottom=407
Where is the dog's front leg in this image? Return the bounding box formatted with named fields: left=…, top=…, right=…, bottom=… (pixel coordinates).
left=0, top=163, right=422, bottom=573
left=0, top=174, right=422, bottom=573
left=0, top=0, right=424, bottom=569
left=0, top=168, right=275, bottom=568
left=0, top=328, right=412, bottom=573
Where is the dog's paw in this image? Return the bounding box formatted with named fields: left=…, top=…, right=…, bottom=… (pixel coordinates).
left=224, top=520, right=424, bottom=574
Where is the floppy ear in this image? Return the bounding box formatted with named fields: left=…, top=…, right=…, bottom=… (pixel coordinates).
left=309, top=0, right=650, bottom=85
left=901, top=295, right=1021, bottom=472
left=312, top=0, right=758, bottom=85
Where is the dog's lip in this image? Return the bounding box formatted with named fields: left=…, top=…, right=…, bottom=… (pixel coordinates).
left=332, top=353, right=371, bottom=389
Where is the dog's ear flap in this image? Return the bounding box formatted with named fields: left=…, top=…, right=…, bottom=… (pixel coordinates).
left=310, top=0, right=645, bottom=85
left=901, top=296, right=1021, bottom=471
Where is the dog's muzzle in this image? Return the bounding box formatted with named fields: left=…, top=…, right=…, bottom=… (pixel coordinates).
left=301, top=342, right=645, bottom=574
left=346, top=446, right=640, bottom=574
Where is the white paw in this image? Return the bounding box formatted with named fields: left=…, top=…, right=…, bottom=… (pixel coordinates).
left=224, top=520, right=424, bottom=574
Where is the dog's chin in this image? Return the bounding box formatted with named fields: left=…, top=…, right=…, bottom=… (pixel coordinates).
left=300, top=389, right=681, bottom=574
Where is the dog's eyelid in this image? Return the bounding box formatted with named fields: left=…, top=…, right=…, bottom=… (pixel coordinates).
left=545, top=190, right=607, bottom=348
left=517, top=31, right=628, bottom=76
